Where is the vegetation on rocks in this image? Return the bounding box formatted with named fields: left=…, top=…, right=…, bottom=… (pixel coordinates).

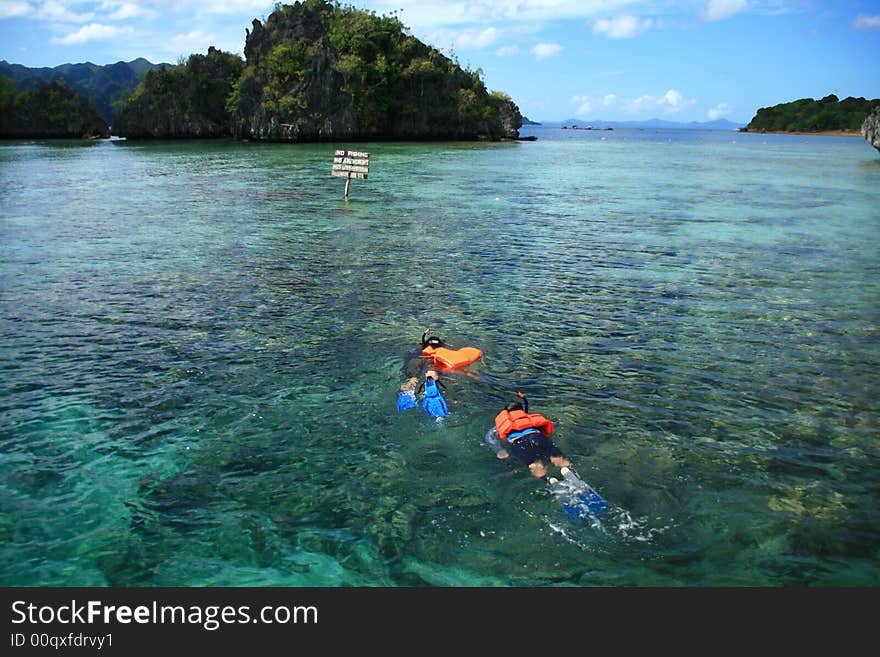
left=744, top=95, right=880, bottom=133
left=0, top=77, right=109, bottom=138
left=116, top=0, right=521, bottom=141
left=113, top=48, right=245, bottom=138
left=0, top=58, right=162, bottom=124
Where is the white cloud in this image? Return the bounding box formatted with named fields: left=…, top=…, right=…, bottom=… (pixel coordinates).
left=631, top=95, right=655, bottom=113
left=495, top=44, right=520, bottom=56
left=630, top=88, right=694, bottom=114
left=702, top=0, right=747, bottom=22
left=0, top=1, right=31, bottom=19
left=662, top=89, right=684, bottom=108
left=51, top=22, right=132, bottom=44
left=100, top=2, right=157, bottom=21
left=146, top=1, right=274, bottom=15
left=570, top=92, right=622, bottom=115
left=450, top=26, right=500, bottom=49
left=36, top=0, right=95, bottom=23
left=708, top=103, right=732, bottom=119
left=592, top=14, right=654, bottom=38
left=531, top=42, right=561, bottom=58
left=571, top=95, right=592, bottom=115
left=360, top=1, right=643, bottom=27
left=852, top=15, right=880, bottom=30
left=420, top=25, right=504, bottom=54
left=571, top=90, right=703, bottom=117
left=167, top=29, right=216, bottom=53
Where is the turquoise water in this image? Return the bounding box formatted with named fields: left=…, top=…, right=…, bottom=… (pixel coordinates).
left=1, top=126, right=878, bottom=586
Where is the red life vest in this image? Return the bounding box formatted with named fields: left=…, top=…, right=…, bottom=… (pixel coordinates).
left=494, top=409, right=554, bottom=442
left=421, top=345, right=483, bottom=370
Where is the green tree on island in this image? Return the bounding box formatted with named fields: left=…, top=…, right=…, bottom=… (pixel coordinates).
left=0, top=76, right=109, bottom=138
left=746, top=94, right=880, bottom=133
left=116, top=0, right=520, bottom=141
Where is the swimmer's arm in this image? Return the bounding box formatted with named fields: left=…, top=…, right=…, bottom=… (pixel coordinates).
left=484, top=427, right=509, bottom=458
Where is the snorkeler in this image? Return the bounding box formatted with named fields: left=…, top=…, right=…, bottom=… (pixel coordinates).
left=419, top=328, right=483, bottom=372
left=485, top=392, right=608, bottom=518
left=401, top=328, right=442, bottom=379
left=484, top=392, right=571, bottom=479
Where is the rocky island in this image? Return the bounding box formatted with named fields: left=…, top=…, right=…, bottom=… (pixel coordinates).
left=862, top=106, right=880, bottom=154
left=114, top=0, right=521, bottom=141
left=0, top=79, right=109, bottom=139
left=741, top=94, right=879, bottom=136
left=112, top=48, right=244, bottom=138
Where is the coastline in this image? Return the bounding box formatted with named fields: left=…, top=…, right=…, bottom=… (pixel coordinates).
left=739, top=128, right=862, bottom=137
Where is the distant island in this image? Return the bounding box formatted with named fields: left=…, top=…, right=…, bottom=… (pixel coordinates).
left=538, top=118, right=744, bottom=131
left=741, top=94, right=879, bottom=135
left=562, top=124, right=613, bottom=131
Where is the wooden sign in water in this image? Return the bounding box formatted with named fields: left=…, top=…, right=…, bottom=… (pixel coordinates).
left=332, top=149, right=370, bottom=198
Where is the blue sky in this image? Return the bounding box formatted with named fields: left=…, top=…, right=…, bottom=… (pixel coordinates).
left=0, top=0, right=878, bottom=123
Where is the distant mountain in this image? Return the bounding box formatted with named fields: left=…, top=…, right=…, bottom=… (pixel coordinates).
left=0, top=58, right=169, bottom=124
left=541, top=117, right=744, bottom=131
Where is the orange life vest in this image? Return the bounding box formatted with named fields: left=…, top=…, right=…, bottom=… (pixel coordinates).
left=421, top=345, right=483, bottom=370
left=494, top=409, right=554, bottom=442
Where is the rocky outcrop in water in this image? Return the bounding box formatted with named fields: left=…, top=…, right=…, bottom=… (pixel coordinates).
left=111, top=1, right=521, bottom=141
left=112, top=48, right=244, bottom=138
left=746, top=95, right=879, bottom=133
left=0, top=79, right=109, bottom=138
left=862, top=106, right=880, bottom=154
left=228, top=1, right=521, bottom=141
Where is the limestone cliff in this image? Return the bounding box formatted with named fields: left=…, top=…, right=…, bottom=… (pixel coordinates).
left=112, top=1, right=521, bottom=142
left=862, top=106, right=880, bottom=154
left=229, top=1, right=521, bottom=141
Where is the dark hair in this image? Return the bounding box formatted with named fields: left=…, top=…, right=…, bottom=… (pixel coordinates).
left=426, top=336, right=443, bottom=347
left=505, top=401, right=524, bottom=412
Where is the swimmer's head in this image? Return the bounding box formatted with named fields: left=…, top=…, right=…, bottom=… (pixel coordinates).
left=426, top=370, right=438, bottom=381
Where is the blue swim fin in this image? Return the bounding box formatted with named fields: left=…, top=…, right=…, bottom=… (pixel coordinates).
left=421, top=379, right=449, bottom=418
left=573, top=487, right=608, bottom=518
left=397, top=389, right=418, bottom=412
left=555, top=467, right=608, bottom=520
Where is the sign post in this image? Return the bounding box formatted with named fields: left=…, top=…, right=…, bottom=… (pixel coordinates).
left=331, top=149, right=370, bottom=199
